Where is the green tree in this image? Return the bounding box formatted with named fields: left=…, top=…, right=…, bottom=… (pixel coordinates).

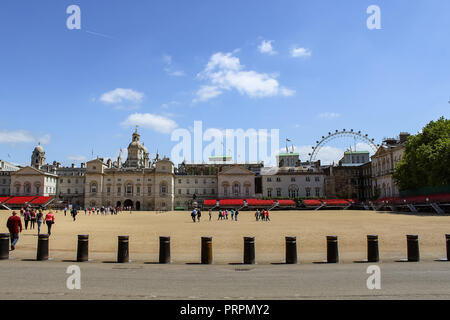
left=393, top=117, right=450, bottom=191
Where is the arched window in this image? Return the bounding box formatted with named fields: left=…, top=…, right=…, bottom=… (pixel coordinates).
left=24, top=183, right=31, bottom=195
left=288, top=184, right=299, bottom=198
left=160, top=181, right=168, bottom=195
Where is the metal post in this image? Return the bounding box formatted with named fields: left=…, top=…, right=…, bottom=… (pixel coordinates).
left=77, top=235, right=89, bottom=262
left=407, top=234, right=420, bottom=262
left=117, top=235, right=129, bottom=263
left=367, top=235, right=379, bottom=262
left=159, top=236, right=171, bottom=264
left=0, top=233, right=9, bottom=260
left=285, top=236, right=297, bottom=264
left=36, top=234, right=49, bottom=261
left=243, top=237, right=255, bottom=264
left=201, top=237, right=213, bottom=264
left=327, top=236, right=339, bottom=263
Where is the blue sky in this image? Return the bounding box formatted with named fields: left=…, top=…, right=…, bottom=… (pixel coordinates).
left=0, top=0, right=449, bottom=166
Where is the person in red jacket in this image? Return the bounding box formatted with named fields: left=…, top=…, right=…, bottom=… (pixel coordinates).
left=6, top=211, right=23, bottom=251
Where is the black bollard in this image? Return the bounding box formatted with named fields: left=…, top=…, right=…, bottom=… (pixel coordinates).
left=285, top=236, right=297, bottom=264
left=407, top=234, right=420, bottom=262
left=243, top=237, right=255, bottom=264
left=36, top=234, right=49, bottom=261
left=367, top=235, right=379, bottom=262
left=201, top=237, right=213, bottom=264
left=117, top=235, right=129, bottom=263
left=0, top=233, right=9, bottom=260
left=446, top=234, right=450, bottom=261
left=327, top=236, right=339, bottom=263
left=77, top=235, right=89, bottom=262
left=159, top=236, right=171, bottom=264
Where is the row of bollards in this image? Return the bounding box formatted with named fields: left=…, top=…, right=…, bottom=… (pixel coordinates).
left=1, top=233, right=449, bottom=263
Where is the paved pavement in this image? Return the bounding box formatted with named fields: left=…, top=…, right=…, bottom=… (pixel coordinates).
left=1, top=259, right=450, bottom=299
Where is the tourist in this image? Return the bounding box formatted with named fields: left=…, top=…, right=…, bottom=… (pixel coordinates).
left=231, top=209, right=235, bottom=221
left=265, top=210, right=270, bottom=221
left=209, top=208, right=212, bottom=221
left=261, top=210, right=266, bottom=221
left=64, top=207, right=67, bottom=216
left=6, top=211, right=22, bottom=251
left=36, top=209, right=44, bottom=235
left=197, top=209, right=201, bottom=222
left=84, top=208, right=87, bottom=215
left=217, top=210, right=222, bottom=220
left=45, top=211, right=55, bottom=235
left=225, top=209, right=229, bottom=220
left=30, top=209, right=36, bottom=229
left=23, top=209, right=31, bottom=230
left=235, top=209, right=239, bottom=221
left=71, top=207, right=78, bottom=221
left=255, top=209, right=260, bottom=221
left=191, top=209, right=197, bottom=223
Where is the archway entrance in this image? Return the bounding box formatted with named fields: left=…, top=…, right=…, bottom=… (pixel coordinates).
left=136, top=201, right=141, bottom=211
left=124, top=199, right=133, bottom=209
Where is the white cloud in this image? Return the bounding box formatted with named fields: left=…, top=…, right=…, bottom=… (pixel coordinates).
left=163, top=54, right=185, bottom=77
left=0, top=130, right=51, bottom=145
left=318, top=112, right=341, bottom=119
left=258, top=40, right=277, bottom=55
left=67, top=155, right=87, bottom=161
left=38, top=134, right=51, bottom=145
left=195, top=52, right=295, bottom=102
left=193, top=85, right=223, bottom=103
left=121, top=113, right=178, bottom=134
left=0, top=130, right=35, bottom=144
left=100, top=88, right=144, bottom=105
left=291, top=47, right=312, bottom=58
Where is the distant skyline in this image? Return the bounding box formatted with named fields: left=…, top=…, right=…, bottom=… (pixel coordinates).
left=0, top=1, right=449, bottom=167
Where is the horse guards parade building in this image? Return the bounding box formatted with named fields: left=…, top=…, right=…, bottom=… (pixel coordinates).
left=0, top=128, right=410, bottom=211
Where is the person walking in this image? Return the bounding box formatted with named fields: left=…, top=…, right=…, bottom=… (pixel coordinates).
left=30, top=209, right=36, bottom=229
left=6, top=211, right=22, bottom=251
left=231, top=209, right=235, bottom=221
left=64, top=207, right=67, bottom=216
left=191, top=209, right=197, bottom=223
left=225, top=209, right=229, bottom=220
left=255, top=209, right=260, bottom=221
left=44, top=211, right=55, bottom=235
left=235, top=209, right=239, bottom=221
left=23, top=209, right=31, bottom=230
left=217, top=210, right=222, bottom=220
left=197, top=209, right=201, bottom=222
left=209, top=208, right=212, bottom=221
left=71, top=207, right=78, bottom=221
left=265, top=210, right=270, bottom=221
left=36, top=209, right=44, bottom=235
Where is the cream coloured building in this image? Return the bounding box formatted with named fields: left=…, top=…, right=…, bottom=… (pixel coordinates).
left=83, top=128, right=175, bottom=211
left=10, top=166, right=58, bottom=196
left=371, top=133, right=409, bottom=198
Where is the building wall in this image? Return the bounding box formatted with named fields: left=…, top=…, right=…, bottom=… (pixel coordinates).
left=262, top=172, right=325, bottom=198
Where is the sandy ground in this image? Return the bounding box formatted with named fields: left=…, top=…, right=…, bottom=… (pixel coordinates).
left=1, top=209, right=450, bottom=264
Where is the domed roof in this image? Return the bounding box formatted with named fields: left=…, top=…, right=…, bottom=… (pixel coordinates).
left=34, top=144, right=44, bottom=153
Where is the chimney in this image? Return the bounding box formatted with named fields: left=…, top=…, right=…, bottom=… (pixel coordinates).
left=399, top=132, right=410, bottom=144
left=81, top=163, right=85, bottom=168
left=71, top=163, right=75, bottom=168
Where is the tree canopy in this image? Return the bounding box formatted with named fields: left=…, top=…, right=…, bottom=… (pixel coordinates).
left=393, top=117, right=450, bottom=191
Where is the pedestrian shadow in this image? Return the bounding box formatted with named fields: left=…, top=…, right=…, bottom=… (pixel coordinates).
left=312, top=261, right=337, bottom=264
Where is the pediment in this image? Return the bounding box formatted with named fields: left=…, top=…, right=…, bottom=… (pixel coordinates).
left=219, top=165, right=254, bottom=176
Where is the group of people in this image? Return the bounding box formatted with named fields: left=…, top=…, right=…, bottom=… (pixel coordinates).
left=190, top=208, right=202, bottom=222
left=64, top=206, right=123, bottom=218
left=6, top=208, right=55, bottom=251
left=217, top=209, right=239, bottom=221
left=255, top=209, right=270, bottom=221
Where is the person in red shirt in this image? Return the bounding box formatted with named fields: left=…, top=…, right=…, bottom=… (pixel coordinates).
left=44, top=212, right=55, bottom=235
left=6, top=211, right=23, bottom=250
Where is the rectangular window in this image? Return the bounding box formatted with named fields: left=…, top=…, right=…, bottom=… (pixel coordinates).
left=148, top=186, right=152, bottom=194
left=291, top=177, right=296, bottom=182
left=267, top=177, right=272, bottom=182
left=315, top=188, right=320, bottom=197
left=136, top=186, right=140, bottom=195
left=211, top=189, right=215, bottom=194
left=178, top=189, right=181, bottom=194
left=267, top=189, right=272, bottom=197
left=315, top=176, right=320, bottom=182
left=306, top=188, right=311, bottom=197
left=276, top=188, right=281, bottom=197
left=178, top=179, right=181, bottom=184
left=306, top=176, right=310, bottom=182
left=106, top=187, right=111, bottom=194
left=276, top=177, right=281, bottom=182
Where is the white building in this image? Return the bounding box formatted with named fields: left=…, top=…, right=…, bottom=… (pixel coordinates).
left=10, top=166, right=58, bottom=196
left=261, top=153, right=325, bottom=198
left=0, top=160, right=20, bottom=196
